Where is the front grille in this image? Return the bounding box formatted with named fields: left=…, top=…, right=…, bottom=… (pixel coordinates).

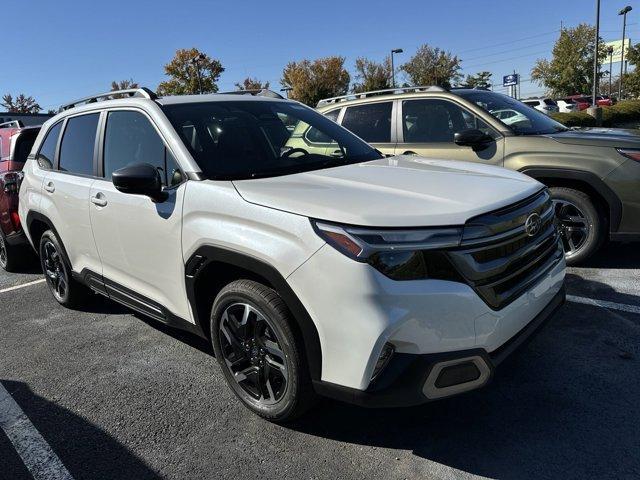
left=446, top=189, right=563, bottom=310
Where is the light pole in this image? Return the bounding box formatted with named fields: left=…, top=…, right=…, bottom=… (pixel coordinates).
left=619, top=5, right=632, bottom=100
left=607, top=46, right=614, bottom=95
left=390, top=48, right=403, bottom=88
left=191, top=53, right=205, bottom=94
left=591, top=0, right=601, bottom=108
left=280, top=86, right=292, bottom=98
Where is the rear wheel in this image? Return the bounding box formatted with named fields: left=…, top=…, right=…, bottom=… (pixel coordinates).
left=39, top=230, right=89, bottom=307
left=210, top=279, right=316, bottom=422
left=549, top=187, right=605, bottom=265
left=0, top=231, right=19, bottom=272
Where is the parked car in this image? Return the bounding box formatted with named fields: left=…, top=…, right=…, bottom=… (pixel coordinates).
left=20, top=87, right=566, bottom=422
left=0, top=120, right=40, bottom=271
left=521, top=98, right=559, bottom=114
left=596, top=95, right=613, bottom=107
left=317, top=86, right=640, bottom=264
left=556, top=99, right=578, bottom=113
left=566, top=95, right=591, bottom=111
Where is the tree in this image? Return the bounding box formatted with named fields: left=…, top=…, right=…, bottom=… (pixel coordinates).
left=531, top=24, right=606, bottom=96
left=400, top=44, right=462, bottom=88
left=352, top=57, right=392, bottom=93
left=111, top=79, right=139, bottom=91
left=1, top=94, right=41, bottom=113
left=281, top=56, right=350, bottom=106
left=157, top=48, right=224, bottom=96
left=234, top=77, right=270, bottom=90
left=621, top=42, right=640, bottom=98
left=460, top=71, right=492, bottom=89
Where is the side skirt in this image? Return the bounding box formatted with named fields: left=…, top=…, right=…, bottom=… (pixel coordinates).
left=74, top=269, right=206, bottom=338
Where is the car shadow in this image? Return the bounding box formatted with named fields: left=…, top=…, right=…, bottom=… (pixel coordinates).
left=1, top=380, right=160, bottom=480
left=578, top=241, right=640, bottom=269
left=287, top=281, right=640, bottom=479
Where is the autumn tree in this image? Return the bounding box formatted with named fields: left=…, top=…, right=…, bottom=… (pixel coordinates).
left=111, top=79, right=139, bottom=91
left=620, top=42, right=640, bottom=98
left=281, top=56, right=350, bottom=106
left=352, top=57, right=392, bottom=93
left=1, top=94, right=41, bottom=113
left=234, top=77, right=270, bottom=90
left=157, top=48, right=224, bottom=95
left=460, top=71, right=492, bottom=89
left=531, top=24, right=606, bottom=96
left=400, top=44, right=462, bottom=88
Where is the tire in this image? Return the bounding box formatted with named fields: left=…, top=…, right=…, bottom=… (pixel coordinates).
left=39, top=230, right=89, bottom=308
left=0, top=230, right=20, bottom=273
left=549, top=187, right=605, bottom=266
left=210, top=279, right=316, bottom=423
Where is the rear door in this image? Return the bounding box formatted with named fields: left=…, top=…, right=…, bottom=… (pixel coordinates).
left=40, top=112, right=102, bottom=276
left=340, top=101, right=395, bottom=155
left=89, top=109, right=190, bottom=321
left=394, top=98, right=504, bottom=166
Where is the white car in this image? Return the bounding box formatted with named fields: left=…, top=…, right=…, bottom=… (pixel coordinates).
left=522, top=98, right=560, bottom=115
left=556, top=100, right=578, bottom=113
left=489, top=108, right=531, bottom=127
left=19, top=88, right=566, bottom=422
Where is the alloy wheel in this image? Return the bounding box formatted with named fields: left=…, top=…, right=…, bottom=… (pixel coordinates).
left=0, top=235, right=7, bottom=268
left=42, top=240, right=67, bottom=301
left=218, top=302, right=288, bottom=406
left=553, top=199, right=590, bottom=258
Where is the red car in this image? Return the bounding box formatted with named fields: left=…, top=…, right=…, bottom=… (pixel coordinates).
left=0, top=120, right=40, bottom=271
left=565, top=95, right=592, bottom=111
left=596, top=95, right=614, bottom=107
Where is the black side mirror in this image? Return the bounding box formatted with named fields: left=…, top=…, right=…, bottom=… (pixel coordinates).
left=454, top=129, right=494, bottom=151
left=112, top=163, right=167, bottom=202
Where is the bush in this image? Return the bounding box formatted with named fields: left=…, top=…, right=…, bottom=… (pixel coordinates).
left=550, top=100, right=640, bottom=127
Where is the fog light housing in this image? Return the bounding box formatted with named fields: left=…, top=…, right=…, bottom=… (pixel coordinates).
left=371, top=343, right=395, bottom=380
left=434, top=362, right=481, bottom=388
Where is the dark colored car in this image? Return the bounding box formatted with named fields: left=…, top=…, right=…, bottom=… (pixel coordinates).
left=0, top=120, right=40, bottom=271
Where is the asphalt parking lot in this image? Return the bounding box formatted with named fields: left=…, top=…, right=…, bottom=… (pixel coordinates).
left=1, top=245, right=639, bottom=480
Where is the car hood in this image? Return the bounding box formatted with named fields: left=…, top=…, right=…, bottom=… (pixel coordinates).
left=232, top=156, right=543, bottom=227
left=548, top=127, right=640, bottom=148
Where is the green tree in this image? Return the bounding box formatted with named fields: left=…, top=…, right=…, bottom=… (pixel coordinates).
left=234, top=77, right=270, bottom=90
left=157, top=48, right=224, bottom=96
left=531, top=24, right=606, bottom=96
left=400, top=44, right=462, bottom=88
left=281, top=56, right=350, bottom=106
left=111, top=79, right=139, bottom=91
left=460, top=71, right=492, bottom=89
left=621, top=42, right=640, bottom=98
left=352, top=57, right=392, bottom=93
left=1, top=94, right=41, bottom=113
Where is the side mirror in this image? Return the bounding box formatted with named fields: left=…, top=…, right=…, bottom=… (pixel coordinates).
left=112, top=163, right=167, bottom=202
left=454, top=129, right=494, bottom=151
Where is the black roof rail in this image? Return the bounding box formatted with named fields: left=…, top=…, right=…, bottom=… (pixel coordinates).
left=218, top=89, right=285, bottom=100
left=316, top=85, right=447, bottom=107
left=59, top=87, right=159, bottom=112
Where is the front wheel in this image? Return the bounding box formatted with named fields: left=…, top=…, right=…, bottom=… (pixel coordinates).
left=0, top=231, right=20, bottom=272
left=210, top=280, right=316, bottom=423
left=550, top=187, right=605, bottom=266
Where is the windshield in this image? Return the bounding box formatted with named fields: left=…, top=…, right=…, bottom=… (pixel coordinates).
left=455, top=90, right=568, bottom=135
left=161, top=100, right=382, bottom=179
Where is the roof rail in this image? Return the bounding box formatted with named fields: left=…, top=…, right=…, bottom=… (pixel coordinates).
left=316, top=86, right=447, bottom=107
left=59, top=87, right=159, bottom=111
left=0, top=120, right=24, bottom=129
left=218, top=89, right=285, bottom=100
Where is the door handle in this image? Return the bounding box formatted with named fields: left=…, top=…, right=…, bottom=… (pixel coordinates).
left=90, top=194, right=108, bottom=207
left=44, top=182, right=55, bottom=193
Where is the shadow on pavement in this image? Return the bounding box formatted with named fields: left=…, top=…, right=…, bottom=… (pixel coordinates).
left=566, top=272, right=640, bottom=307
left=579, top=242, right=640, bottom=269
left=1, top=380, right=160, bottom=480
left=290, top=296, right=640, bottom=479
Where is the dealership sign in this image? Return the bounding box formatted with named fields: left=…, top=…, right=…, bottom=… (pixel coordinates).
left=503, top=74, right=519, bottom=87
left=605, top=39, right=631, bottom=63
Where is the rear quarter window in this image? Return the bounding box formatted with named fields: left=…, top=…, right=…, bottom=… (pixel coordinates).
left=36, top=122, right=63, bottom=170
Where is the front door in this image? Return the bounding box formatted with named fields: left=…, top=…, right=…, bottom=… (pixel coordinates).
left=89, top=109, right=190, bottom=320
left=394, top=98, right=504, bottom=166
left=340, top=101, right=396, bottom=156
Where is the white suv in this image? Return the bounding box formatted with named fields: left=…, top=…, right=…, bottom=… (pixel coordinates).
left=19, top=88, right=566, bottom=422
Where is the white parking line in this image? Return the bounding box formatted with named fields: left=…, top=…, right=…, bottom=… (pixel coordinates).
left=567, top=294, right=640, bottom=315
left=0, top=383, right=75, bottom=480
left=0, top=279, right=46, bottom=294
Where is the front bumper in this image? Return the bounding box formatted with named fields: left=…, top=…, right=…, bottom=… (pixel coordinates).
left=313, top=285, right=566, bottom=407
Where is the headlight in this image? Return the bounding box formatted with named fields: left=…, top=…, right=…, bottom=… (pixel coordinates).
left=311, top=220, right=463, bottom=281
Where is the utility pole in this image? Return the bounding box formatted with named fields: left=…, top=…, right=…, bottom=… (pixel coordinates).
left=619, top=6, right=633, bottom=100
left=592, top=0, right=601, bottom=107
left=390, top=48, right=403, bottom=88
left=608, top=46, right=614, bottom=95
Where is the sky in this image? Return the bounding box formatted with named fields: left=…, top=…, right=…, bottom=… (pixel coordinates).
left=3, top=0, right=638, bottom=111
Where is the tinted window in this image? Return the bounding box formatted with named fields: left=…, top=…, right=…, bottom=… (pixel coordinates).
left=324, top=109, right=340, bottom=122
left=543, top=99, right=557, bottom=106
left=402, top=99, right=493, bottom=143
left=103, top=110, right=178, bottom=185
left=59, top=114, right=99, bottom=175
left=14, top=129, right=39, bottom=163
left=36, top=122, right=63, bottom=170
left=161, top=101, right=380, bottom=180
left=342, top=102, right=392, bottom=143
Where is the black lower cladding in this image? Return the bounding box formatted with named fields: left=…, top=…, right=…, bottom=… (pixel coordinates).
left=4, top=230, right=28, bottom=247
left=313, top=285, right=566, bottom=408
